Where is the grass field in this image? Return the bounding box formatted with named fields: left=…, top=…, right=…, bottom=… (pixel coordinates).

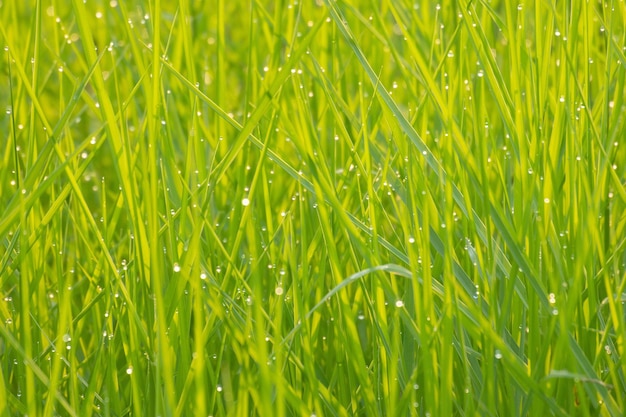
left=1, top=0, right=626, bottom=416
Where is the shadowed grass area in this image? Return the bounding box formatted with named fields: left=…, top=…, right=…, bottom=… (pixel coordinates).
left=1, top=0, right=625, bottom=416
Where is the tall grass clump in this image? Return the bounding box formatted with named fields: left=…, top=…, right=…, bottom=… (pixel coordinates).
left=1, top=0, right=625, bottom=416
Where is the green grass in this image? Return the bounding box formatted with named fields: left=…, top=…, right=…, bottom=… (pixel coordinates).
left=1, top=0, right=625, bottom=415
